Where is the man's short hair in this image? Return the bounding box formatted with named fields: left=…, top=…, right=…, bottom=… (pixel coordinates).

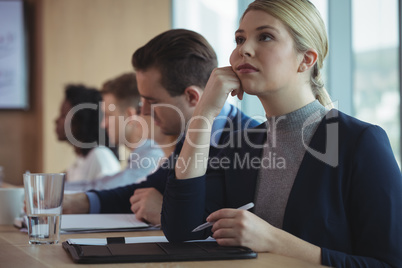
left=101, top=72, right=141, bottom=112
left=131, top=29, right=218, bottom=97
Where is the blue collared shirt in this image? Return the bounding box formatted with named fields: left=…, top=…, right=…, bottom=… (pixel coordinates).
left=210, top=102, right=232, bottom=147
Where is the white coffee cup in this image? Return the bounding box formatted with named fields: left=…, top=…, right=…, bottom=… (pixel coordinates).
left=0, top=188, right=25, bottom=225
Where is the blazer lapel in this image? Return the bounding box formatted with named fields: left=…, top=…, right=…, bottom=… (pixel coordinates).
left=226, top=123, right=267, bottom=208
left=282, top=110, right=338, bottom=234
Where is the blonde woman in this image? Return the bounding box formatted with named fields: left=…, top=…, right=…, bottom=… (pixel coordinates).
left=161, top=0, right=402, bottom=267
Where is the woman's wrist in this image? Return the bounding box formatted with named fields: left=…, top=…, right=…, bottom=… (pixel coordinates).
left=263, top=224, right=281, bottom=253
left=194, top=91, right=228, bottom=121
left=193, top=106, right=218, bottom=124
left=266, top=227, right=322, bottom=264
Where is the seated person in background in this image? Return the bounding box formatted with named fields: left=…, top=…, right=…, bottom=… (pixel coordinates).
left=55, top=84, right=120, bottom=183
left=62, top=29, right=260, bottom=225
left=161, top=0, right=402, bottom=267
left=64, top=72, right=176, bottom=192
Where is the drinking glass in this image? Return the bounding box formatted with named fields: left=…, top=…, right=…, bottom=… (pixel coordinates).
left=23, top=172, right=65, bottom=244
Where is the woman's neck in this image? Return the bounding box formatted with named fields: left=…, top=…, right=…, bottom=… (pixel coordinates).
left=258, top=86, right=316, bottom=117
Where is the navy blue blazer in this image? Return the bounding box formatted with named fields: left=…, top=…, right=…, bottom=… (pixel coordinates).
left=91, top=104, right=260, bottom=213
left=162, top=110, right=402, bottom=268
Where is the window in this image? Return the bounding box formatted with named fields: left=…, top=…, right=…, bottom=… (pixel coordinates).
left=172, top=0, right=239, bottom=67
left=352, top=0, right=400, bottom=165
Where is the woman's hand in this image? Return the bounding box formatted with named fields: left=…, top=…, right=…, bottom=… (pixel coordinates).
left=207, top=208, right=322, bottom=264
left=196, top=66, right=243, bottom=119
left=208, top=208, right=273, bottom=252
left=175, top=66, right=243, bottom=180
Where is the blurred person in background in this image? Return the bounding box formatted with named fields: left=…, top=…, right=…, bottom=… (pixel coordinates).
left=55, top=84, right=120, bottom=183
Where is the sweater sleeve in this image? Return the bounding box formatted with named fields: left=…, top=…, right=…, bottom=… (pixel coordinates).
left=321, top=248, right=396, bottom=268
left=321, top=125, right=402, bottom=268
left=161, top=173, right=208, bottom=242
left=162, top=146, right=227, bottom=242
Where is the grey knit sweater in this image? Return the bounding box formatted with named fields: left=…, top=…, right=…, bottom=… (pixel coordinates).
left=254, top=100, right=328, bottom=229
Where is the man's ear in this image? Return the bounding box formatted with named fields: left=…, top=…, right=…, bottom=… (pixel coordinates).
left=298, top=49, right=318, bottom=73
left=183, top=86, right=202, bottom=107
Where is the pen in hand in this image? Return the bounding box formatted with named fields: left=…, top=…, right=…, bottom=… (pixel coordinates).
left=191, top=202, right=255, bottom=232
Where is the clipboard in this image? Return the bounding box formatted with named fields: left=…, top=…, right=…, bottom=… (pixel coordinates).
left=62, top=238, right=257, bottom=263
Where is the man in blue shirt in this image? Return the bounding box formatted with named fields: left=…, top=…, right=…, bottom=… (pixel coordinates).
left=63, top=29, right=259, bottom=225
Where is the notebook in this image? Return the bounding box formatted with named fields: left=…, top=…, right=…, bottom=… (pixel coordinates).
left=62, top=237, right=257, bottom=263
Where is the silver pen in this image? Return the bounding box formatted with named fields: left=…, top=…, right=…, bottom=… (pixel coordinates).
left=191, top=202, right=255, bottom=232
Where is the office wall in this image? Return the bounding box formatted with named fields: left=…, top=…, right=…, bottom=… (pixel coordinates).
left=0, top=0, right=171, bottom=184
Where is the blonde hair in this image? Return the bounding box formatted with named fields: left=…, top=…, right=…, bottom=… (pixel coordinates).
left=243, top=0, right=333, bottom=108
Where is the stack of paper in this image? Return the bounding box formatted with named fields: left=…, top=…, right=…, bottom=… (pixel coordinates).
left=61, top=214, right=154, bottom=233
